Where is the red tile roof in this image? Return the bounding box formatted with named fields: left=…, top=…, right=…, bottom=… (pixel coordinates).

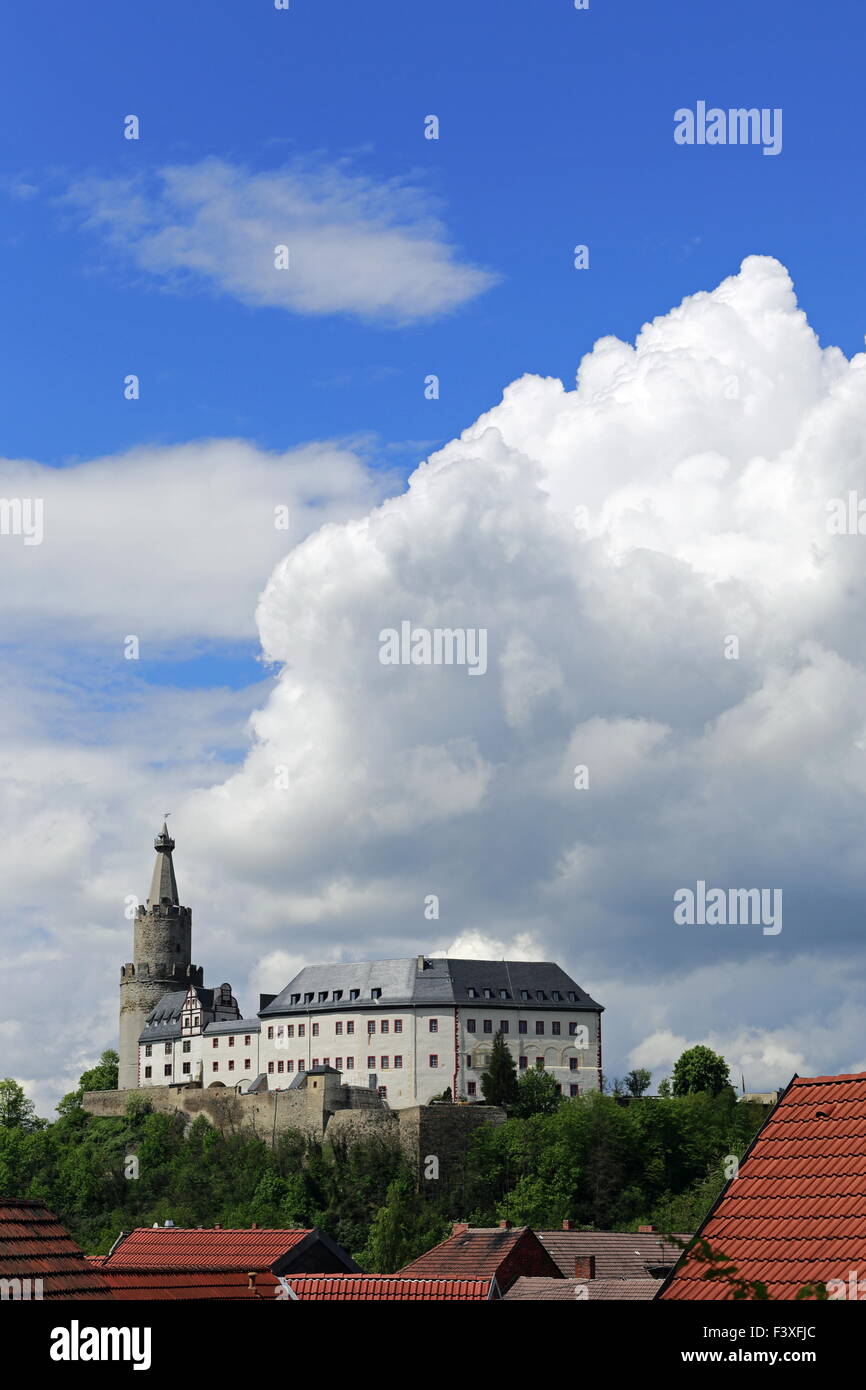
left=505, top=1276, right=660, bottom=1301
left=101, top=1270, right=279, bottom=1300
left=537, top=1230, right=689, bottom=1280
left=399, top=1226, right=562, bottom=1289
left=285, top=1275, right=495, bottom=1301
left=104, top=1226, right=309, bottom=1270
left=0, top=1199, right=113, bottom=1299
left=659, top=1072, right=866, bottom=1301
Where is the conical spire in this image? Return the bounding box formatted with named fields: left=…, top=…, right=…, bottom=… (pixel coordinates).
left=147, top=820, right=179, bottom=907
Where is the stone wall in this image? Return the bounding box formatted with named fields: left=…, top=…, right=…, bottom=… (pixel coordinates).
left=82, top=1086, right=507, bottom=1177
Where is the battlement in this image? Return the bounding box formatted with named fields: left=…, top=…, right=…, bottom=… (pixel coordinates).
left=120, top=961, right=203, bottom=984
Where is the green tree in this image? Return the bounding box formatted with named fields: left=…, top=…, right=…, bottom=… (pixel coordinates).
left=359, top=1173, right=449, bottom=1273
left=672, top=1046, right=731, bottom=1097
left=625, top=1069, right=652, bottom=1097
left=56, top=1051, right=120, bottom=1118
left=480, top=1031, right=519, bottom=1107
left=513, top=1069, right=562, bottom=1118
left=657, top=1077, right=672, bottom=1097
left=0, top=1078, right=42, bottom=1131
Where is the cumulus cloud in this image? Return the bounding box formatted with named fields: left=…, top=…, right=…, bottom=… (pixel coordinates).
left=0, top=437, right=389, bottom=644
left=9, top=254, right=866, bottom=1110
left=65, top=158, right=497, bottom=324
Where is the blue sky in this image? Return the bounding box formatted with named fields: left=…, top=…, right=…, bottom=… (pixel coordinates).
left=6, top=0, right=866, bottom=1110
left=2, top=0, right=862, bottom=483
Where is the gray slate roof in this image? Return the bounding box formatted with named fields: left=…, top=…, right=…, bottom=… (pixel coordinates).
left=260, top=958, right=603, bottom=1017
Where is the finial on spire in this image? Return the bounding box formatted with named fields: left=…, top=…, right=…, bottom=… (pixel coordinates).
left=149, top=818, right=179, bottom=906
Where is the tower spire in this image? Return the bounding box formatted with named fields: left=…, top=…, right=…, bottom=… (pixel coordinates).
left=148, top=820, right=179, bottom=907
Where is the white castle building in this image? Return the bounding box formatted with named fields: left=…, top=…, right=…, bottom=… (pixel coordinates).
left=119, top=826, right=604, bottom=1109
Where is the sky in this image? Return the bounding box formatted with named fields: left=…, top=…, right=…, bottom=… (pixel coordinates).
left=3, top=0, right=866, bottom=1114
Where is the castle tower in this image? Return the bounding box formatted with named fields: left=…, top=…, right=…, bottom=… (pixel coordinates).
left=118, top=823, right=203, bottom=1090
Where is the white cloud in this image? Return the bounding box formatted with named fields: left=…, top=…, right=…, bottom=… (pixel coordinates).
left=9, top=255, right=866, bottom=1112
left=66, top=158, right=497, bottom=325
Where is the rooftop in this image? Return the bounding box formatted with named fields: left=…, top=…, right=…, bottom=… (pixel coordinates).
left=0, top=1199, right=113, bottom=1299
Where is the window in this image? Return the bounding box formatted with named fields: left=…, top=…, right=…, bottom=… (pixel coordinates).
left=245, top=1034, right=251, bottom=1046
left=429, top=1019, right=439, bottom=1033
left=535, top=1058, right=544, bottom=1070
left=244, top=1058, right=251, bottom=1070
left=182, top=1040, right=191, bottom=1053
left=350, top=989, right=360, bottom=1001
left=283, top=1024, right=291, bottom=1038
left=467, top=1081, right=476, bottom=1097
left=277, top=1026, right=284, bottom=1041
left=323, top=1057, right=329, bottom=1067
left=499, top=990, right=508, bottom=1000
left=312, top=1058, right=319, bottom=1069
left=336, top=1022, right=343, bottom=1035
left=569, top=1022, right=579, bottom=1036
left=193, top=1015, right=200, bottom=1026
left=568, top=992, right=578, bottom=1002
left=335, top=1057, right=342, bottom=1070
left=212, top=1038, right=218, bottom=1048
left=467, top=987, right=478, bottom=998
left=144, top=1044, right=152, bottom=1057
left=570, top=1057, right=578, bottom=1071
left=371, top=988, right=382, bottom=1000
left=536, top=991, right=546, bottom=1001
left=164, top=1065, right=172, bottom=1076
left=290, top=993, right=300, bottom=1005
left=380, top=1057, right=389, bottom=1069
left=144, top=1066, right=152, bottom=1078
left=298, top=1061, right=305, bottom=1072
left=319, top=991, right=328, bottom=1003
left=519, top=1056, right=528, bottom=1070
left=429, top=1054, right=439, bottom=1068
left=520, top=990, right=530, bottom=1001
left=228, top=1036, right=235, bottom=1047
left=552, top=1021, right=561, bottom=1036
left=346, top=1057, right=354, bottom=1069
left=164, top=1043, right=171, bottom=1053
left=570, top=1084, right=579, bottom=1097
left=213, top=1061, right=219, bottom=1072
left=333, top=990, right=343, bottom=1001
left=552, top=991, right=562, bottom=1001
left=483, top=1020, right=492, bottom=1034
left=518, top=1020, right=528, bottom=1035
left=466, top=1055, right=473, bottom=1068
left=500, top=1020, right=510, bottom=1034
left=377, top=1086, right=387, bottom=1099
left=535, top=1021, right=545, bottom=1035
left=312, top=1023, right=319, bottom=1037
left=380, top=1020, right=389, bottom=1034
left=394, top=1055, right=403, bottom=1069
left=298, top=1024, right=305, bottom=1037
left=367, top=1056, right=376, bottom=1069
left=484, top=988, right=493, bottom=999
left=346, top=1021, right=355, bottom=1035
left=277, top=1061, right=284, bottom=1074
left=228, top=1059, right=235, bottom=1072
left=467, top=1019, right=477, bottom=1033
left=394, top=1019, right=403, bottom=1034
left=182, top=1062, right=191, bottom=1074
left=267, top=1026, right=274, bottom=1039
left=368, top=1020, right=376, bottom=1034
left=287, top=1061, right=294, bottom=1073
left=268, top=1061, right=274, bottom=1074
left=304, top=993, right=314, bottom=1004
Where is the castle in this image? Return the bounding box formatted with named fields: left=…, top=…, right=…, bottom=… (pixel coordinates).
left=116, top=825, right=605, bottom=1111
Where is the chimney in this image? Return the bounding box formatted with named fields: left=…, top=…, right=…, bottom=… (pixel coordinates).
left=562, top=1220, right=574, bottom=1231
left=574, top=1256, right=596, bottom=1280
left=250, top=1222, right=257, bottom=1229
left=637, top=1224, right=655, bottom=1234
left=247, top=1272, right=257, bottom=1293
left=498, top=1220, right=512, bottom=1229
left=451, top=1222, right=469, bottom=1236
left=213, top=1224, right=221, bottom=1230
left=417, top=955, right=427, bottom=972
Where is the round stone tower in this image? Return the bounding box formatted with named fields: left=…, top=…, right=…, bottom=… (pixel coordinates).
left=118, top=823, right=203, bottom=1090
